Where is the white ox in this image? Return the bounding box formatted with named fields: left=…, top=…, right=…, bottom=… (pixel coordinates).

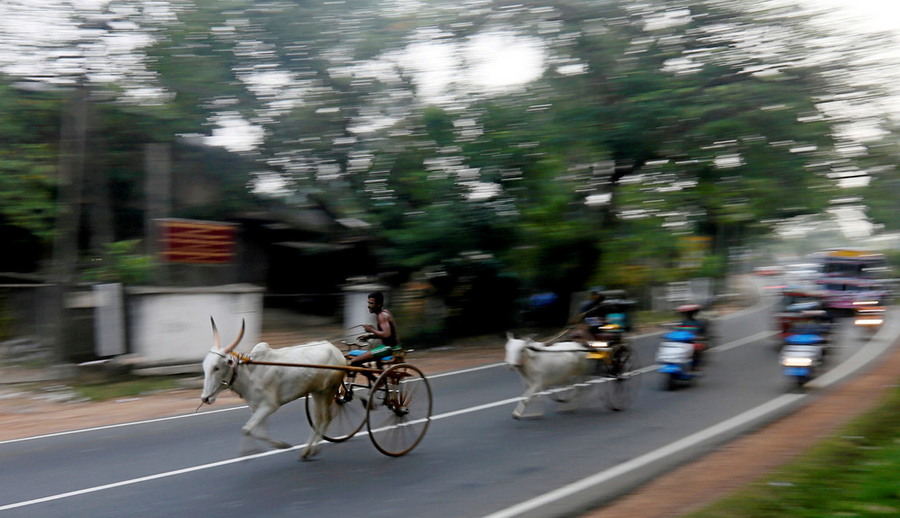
left=200, top=318, right=345, bottom=459
left=504, top=333, right=590, bottom=418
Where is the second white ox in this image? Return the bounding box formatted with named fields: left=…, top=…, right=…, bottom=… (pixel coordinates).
left=200, top=317, right=345, bottom=459
left=504, top=333, right=590, bottom=418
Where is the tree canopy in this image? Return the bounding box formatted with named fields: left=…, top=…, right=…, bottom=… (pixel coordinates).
left=0, top=0, right=896, bottom=303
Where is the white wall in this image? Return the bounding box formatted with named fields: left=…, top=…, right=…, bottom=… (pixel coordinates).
left=342, top=283, right=388, bottom=341
left=127, top=284, right=263, bottom=364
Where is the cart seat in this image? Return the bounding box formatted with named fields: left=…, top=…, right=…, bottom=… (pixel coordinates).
left=346, top=349, right=397, bottom=363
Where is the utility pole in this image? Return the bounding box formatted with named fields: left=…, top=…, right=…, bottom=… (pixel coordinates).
left=48, top=82, right=89, bottom=362
left=145, top=142, right=172, bottom=284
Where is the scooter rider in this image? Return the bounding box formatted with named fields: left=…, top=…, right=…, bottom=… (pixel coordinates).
left=569, top=288, right=607, bottom=345
left=676, top=303, right=709, bottom=370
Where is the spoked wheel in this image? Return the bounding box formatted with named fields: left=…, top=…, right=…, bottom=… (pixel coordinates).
left=306, top=380, right=370, bottom=442
left=366, top=363, right=432, bottom=457
left=604, top=346, right=640, bottom=411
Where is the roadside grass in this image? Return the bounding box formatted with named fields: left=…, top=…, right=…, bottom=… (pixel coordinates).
left=67, top=375, right=191, bottom=401
left=686, top=383, right=900, bottom=517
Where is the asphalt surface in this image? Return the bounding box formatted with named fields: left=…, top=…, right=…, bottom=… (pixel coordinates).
left=2, top=287, right=896, bottom=518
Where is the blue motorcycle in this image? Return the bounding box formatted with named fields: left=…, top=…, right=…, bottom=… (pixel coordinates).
left=779, top=331, right=825, bottom=389
left=655, top=327, right=702, bottom=390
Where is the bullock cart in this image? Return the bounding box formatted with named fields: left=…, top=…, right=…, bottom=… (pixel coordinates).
left=202, top=319, right=432, bottom=458
left=505, top=330, right=640, bottom=418
left=298, top=337, right=432, bottom=457
left=233, top=338, right=433, bottom=457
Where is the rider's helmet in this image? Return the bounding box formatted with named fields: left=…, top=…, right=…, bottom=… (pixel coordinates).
left=676, top=303, right=701, bottom=313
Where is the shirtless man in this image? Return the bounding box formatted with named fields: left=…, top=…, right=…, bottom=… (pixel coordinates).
left=349, top=291, right=400, bottom=370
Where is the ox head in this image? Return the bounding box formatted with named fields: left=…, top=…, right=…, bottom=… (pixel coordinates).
left=200, top=317, right=245, bottom=405
left=504, top=332, right=529, bottom=368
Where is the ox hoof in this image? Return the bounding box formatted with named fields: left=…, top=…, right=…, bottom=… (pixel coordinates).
left=512, top=408, right=542, bottom=419
left=299, top=449, right=318, bottom=461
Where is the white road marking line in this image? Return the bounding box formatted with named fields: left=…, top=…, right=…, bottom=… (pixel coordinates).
left=427, top=362, right=506, bottom=378
left=711, top=330, right=776, bottom=353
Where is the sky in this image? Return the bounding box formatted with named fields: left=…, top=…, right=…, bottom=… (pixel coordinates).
left=811, top=0, right=900, bottom=34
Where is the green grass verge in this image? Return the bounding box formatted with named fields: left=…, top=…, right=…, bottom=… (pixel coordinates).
left=70, top=376, right=186, bottom=401
left=686, top=384, right=900, bottom=517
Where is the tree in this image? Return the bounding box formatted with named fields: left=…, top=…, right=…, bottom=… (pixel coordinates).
left=0, top=82, right=61, bottom=271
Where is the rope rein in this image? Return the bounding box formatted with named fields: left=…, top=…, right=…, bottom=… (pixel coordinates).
left=226, top=350, right=383, bottom=374
left=525, top=345, right=592, bottom=353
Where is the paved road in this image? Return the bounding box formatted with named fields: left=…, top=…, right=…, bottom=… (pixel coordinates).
left=0, top=293, right=892, bottom=518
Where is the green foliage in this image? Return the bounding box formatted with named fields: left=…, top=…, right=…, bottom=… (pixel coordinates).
left=696, top=253, right=728, bottom=279
left=882, top=250, right=900, bottom=282
left=0, top=83, right=62, bottom=245
left=0, top=147, right=58, bottom=242
left=862, top=162, right=900, bottom=232
left=125, top=0, right=900, bottom=299
left=1, top=0, right=896, bottom=317
left=81, top=240, right=156, bottom=285
left=423, top=107, right=455, bottom=148
left=71, top=375, right=184, bottom=401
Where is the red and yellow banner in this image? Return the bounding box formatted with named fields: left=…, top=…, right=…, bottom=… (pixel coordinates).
left=157, top=219, right=236, bottom=264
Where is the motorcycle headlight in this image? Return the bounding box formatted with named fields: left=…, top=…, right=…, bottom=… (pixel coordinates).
left=855, top=318, right=883, bottom=326
left=782, top=357, right=814, bottom=367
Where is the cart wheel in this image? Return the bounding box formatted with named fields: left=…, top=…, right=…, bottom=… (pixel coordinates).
left=604, top=347, right=639, bottom=411
left=366, top=363, right=432, bottom=457
left=306, top=381, right=369, bottom=442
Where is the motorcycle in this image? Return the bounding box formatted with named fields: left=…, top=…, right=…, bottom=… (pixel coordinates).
left=779, top=330, right=826, bottom=389
left=853, top=300, right=885, bottom=336
left=655, top=327, right=703, bottom=390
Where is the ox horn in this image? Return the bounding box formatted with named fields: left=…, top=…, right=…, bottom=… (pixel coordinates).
left=223, top=319, right=246, bottom=354
left=210, top=316, right=222, bottom=350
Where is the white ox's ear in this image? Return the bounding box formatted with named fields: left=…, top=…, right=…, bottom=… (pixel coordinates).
left=210, top=317, right=246, bottom=354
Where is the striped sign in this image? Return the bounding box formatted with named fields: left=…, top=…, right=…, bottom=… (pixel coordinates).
left=157, top=219, right=236, bottom=264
